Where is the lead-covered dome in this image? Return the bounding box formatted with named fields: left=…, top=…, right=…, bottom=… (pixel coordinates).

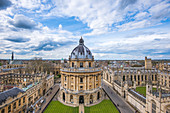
left=70, top=37, right=93, bottom=59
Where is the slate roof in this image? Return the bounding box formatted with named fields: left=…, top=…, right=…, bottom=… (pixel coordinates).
left=0, top=87, right=25, bottom=105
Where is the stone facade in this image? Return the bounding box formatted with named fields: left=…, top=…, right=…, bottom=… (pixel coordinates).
left=0, top=73, right=54, bottom=113
left=103, top=57, right=170, bottom=113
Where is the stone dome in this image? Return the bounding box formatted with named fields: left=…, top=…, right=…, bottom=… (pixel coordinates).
left=70, top=37, right=93, bottom=59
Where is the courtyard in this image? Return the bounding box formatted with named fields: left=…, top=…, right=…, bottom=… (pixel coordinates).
left=85, top=100, right=119, bottom=113
left=44, top=100, right=119, bottom=113
left=44, top=101, right=79, bottom=113
left=136, top=86, right=157, bottom=97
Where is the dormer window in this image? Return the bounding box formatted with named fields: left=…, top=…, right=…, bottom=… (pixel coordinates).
left=72, top=62, right=74, bottom=67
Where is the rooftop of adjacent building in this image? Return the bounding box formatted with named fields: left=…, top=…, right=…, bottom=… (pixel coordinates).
left=0, top=87, right=25, bottom=105
left=22, top=82, right=39, bottom=91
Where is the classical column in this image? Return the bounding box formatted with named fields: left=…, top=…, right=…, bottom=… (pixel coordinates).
left=74, top=76, right=76, bottom=90
left=67, top=75, right=69, bottom=89
left=88, top=76, right=90, bottom=90
left=61, top=75, right=63, bottom=87
left=77, top=76, right=79, bottom=91
left=85, top=75, right=86, bottom=90
left=94, top=75, right=95, bottom=89
left=69, top=75, right=70, bottom=90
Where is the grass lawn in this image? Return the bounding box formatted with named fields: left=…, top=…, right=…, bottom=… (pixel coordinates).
left=136, top=87, right=157, bottom=97
left=44, top=101, right=79, bottom=113
left=85, top=100, right=119, bottom=113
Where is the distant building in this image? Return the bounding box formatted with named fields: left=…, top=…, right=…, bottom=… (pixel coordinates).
left=103, top=57, right=170, bottom=113
left=145, top=56, right=152, bottom=69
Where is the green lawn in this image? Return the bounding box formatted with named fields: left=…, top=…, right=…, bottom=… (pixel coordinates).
left=85, top=100, right=119, bottom=113
left=44, top=101, right=79, bottom=113
left=136, top=87, right=157, bottom=97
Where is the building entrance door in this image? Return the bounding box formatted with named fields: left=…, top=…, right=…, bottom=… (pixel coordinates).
left=79, top=96, right=84, bottom=104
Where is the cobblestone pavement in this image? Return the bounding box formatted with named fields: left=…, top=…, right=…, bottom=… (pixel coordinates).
left=103, top=81, right=135, bottom=113
left=39, top=84, right=60, bottom=113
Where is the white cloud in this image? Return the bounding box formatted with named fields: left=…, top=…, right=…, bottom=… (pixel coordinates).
left=58, top=24, right=62, bottom=30
left=0, top=0, right=170, bottom=59
left=116, top=20, right=150, bottom=31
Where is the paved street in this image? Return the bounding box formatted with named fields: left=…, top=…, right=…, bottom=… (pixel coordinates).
left=103, top=81, right=135, bottom=113
left=79, top=104, right=84, bottom=113
left=39, top=84, right=60, bottom=113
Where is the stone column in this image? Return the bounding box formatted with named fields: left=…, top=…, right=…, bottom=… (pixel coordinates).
left=69, top=75, right=70, bottom=90
left=77, top=76, right=79, bottom=91
left=61, top=75, right=63, bottom=87
left=94, top=75, right=95, bottom=89
left=88, top=76, right=89, bottom=90
left=67, top=75, right=69, bottom=90
left=85, top=75, right=86, bottom=90
left=74, top=76, right=76, bottom=90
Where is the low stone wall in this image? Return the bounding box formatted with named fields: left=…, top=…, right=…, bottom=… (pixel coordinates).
left=112, top=80, right=146, bottom=113
left=127, top=90, right=146, bottom=113
left=114, top=82, right=122, bottom=95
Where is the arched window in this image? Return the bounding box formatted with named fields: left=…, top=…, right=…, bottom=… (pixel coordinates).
left=80, top=62, right=83, bottom=68
left=96, top=76, right=98, bottom=81
left=80, top=78, right=83, bottom=83
left=65, top=76, right=66, bottom=81
left=13, top=102, right=16, bottom=109
left=70, top=95, right=73, bottom=102
left=134, top=75, right=136, bottom=81
left=89, top=62, right=91, bottom=67
left=155, top=75, right=157, bottom=81
left=145, top=75, right=147, bottom=80
left=142, top=75, right=143, bottom=81
left=63, top=93, right=65, bottom=102
left=8, top=105, right=11, bottom=113
left=123, top=76, right=125, bottom=81
left=152, top=100, right=156, bottom=113
left=97, top=92, right=100, bottom=100
left=72, top=62, right=74, bottom=67
left=138, top=75, right=140, bottom=81
left=1, top=109, right=5, bottom=113
left=90, top=95, right=93, bottom=104
left=165, top=106, right=170, bottom=113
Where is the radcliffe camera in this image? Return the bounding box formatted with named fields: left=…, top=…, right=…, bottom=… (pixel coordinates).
left=0, top=0, right=169, bottom=113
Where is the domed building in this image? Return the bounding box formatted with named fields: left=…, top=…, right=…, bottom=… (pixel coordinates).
left=59, top=37, right=103, bottom=106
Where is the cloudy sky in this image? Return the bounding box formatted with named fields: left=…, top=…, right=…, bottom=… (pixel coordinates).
left=0, top=0, right=170, bottom=60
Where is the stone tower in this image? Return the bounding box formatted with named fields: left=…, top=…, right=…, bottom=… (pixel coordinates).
left=11, top=52, right=14, bottom=61
left=145, top=56, right=152, bottom=69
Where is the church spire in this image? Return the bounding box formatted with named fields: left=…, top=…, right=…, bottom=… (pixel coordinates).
left=12, top=52, right=14, bottom=61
